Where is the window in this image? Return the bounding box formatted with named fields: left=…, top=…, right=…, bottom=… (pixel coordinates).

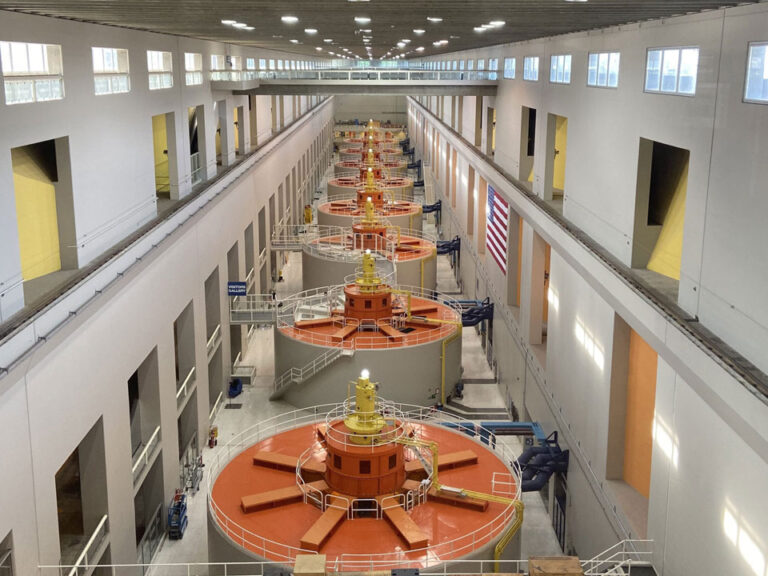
left=388, top=454, right=397, bottom=469
left=588, top=51, right=620, bottom=88
left=147, top=50, right=172, bottom=90
left=489, top=58, right=499, bottom=80
left=523, top=56, right=539, bottom=81
left=452, top=60, right=458, bottom=70
left=246, top=57, right=256, bottom=70
left=259, top=58, right=266, bottom=70
left=277, top=59, right=283, bottom=70
left=211, top=54, right=226, bottom=71
left=745, top=42, right=768, bottom=103
left=359, top=460, right=371, bottom=474
left=184, top=52, right=202, bottom=86
left=92, top=47, right=130, bottom=95
left=467, top=59, right=474, bottom=71
left=549, top=54, right=572, bottom=84
left=0, top=41, right=64, bottom=104
left=503, top=57, right=516, bottom=79
left=459, top=60, right=465, bottom=70
left=269, top=59, right=275, bottom=70
left=477, top=59, right=485, bottom=70
left=645, top=47, right=699, bottom=95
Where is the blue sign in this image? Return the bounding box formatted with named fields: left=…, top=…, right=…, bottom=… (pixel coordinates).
left=228, top=282, right=247, bottom=296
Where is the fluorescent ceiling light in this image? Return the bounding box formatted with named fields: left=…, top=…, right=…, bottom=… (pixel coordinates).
left=416, top=46, right=425, bottom=52
left=243, top=26, right=254, bottom=31
left=304, top=28, right=317, bottom=34
left=489, top=20, right=505, bottom=27
left=290, top=39, right=299, bottom=43
left=397, top=42, right=405, bottom=48
left=401, top=39, right=411, bottom=44
left=324, top=38, right=333, bottom=43
left=427, top=17, right=443, bottom=23
left=281, top=15, right=298, bottom=23
left=474, top=27, right=485, bottom=32
left=315, top=47, right=323, bottom=51
left=413, top=29, right=425, bottom=35
left=355, top=16, right=371, bottom=24
left=232, top=22, right=248, bottom=28
left=221, top=19, right=237, bottom=25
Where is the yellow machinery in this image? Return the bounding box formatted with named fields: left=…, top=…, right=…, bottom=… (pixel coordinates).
left=344, top=371, right=386, bottom=445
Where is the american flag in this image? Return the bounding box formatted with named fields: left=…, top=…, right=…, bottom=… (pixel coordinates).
left=486, top=185, right=509, bottom=274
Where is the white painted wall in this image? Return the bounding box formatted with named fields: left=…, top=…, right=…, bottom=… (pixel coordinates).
left=0, top=92, right=334, bottom=576
left=0, top=11, right=328, bottom=321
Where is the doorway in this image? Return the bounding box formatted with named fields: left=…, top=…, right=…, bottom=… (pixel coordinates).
left=519, top=106, right=537, bottom=191
left=188, top=105, right=205, bottom=185
left=151, top=113, right=170, bottom=196
left=546, top=113, right=568, bottom=200
left=486, top=107, right=496, bottom=158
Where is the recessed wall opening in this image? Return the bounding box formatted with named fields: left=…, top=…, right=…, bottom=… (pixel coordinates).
left=451, top=149, right=458, bottom=208
left=215, top=99, right=229, bottom=169
left=545, top=113, right=568, bottom=202
left=607, top=316, right=658, bottom=538
left=269, top=194, right=277, bottom=284
left=486, top=107, right=496, bottom=158
left=133, top=455, right=164, bottom=563
left=127, top=348, right=161, bottom=473
left=55, top=418, right=107, bottom=567
left=519, top=106, right=537, bottom=191
left=248, top=95, right=258, bottom=145
left=477, top=175, right=488, bottom=256
left=474, top=97, right=483, bottom=147
left=234, top=105, right=245, bottom=156
left=173, top=301, right=196, bottom=399
left=467, top=165, right=476, bottom=237
left=204, top=266, right=221, bottom=350
left=208, top=346, right=224, bottom=414
left=632, top=139, right=689, bottom=298
left=507, top=213, right=524, bottom=309
left=12, top=137, right=78, bottom=303
left=0, top=531, right=13, bottom=576
left=188, top=105, right=206, bottom=186
left=177, top=388, right=199, bottom=473
left=151, top=113, right=168, bottom=195
left=227, top=242, right=243, bottom=367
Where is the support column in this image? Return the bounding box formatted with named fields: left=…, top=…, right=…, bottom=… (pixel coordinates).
left=520, top=221, right=546, bottom=345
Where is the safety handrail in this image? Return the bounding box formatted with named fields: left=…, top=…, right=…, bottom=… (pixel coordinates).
left=175, top=366, right=196, bottom=403
left=131, top=426, right=161, bottom=483
left=66, top=514, right=108, bottom=576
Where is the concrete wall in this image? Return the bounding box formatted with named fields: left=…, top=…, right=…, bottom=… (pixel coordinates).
left=408, top=5, right=768, bottom=570
left=274, top=329, right=461, bottom=408
left=334, top=95, right=408, bottom=125
left=0, top=87, right=334, bottom=574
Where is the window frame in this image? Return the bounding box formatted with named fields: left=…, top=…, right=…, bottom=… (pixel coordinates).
left=523, top=56, right=539, bottom=82
left=644, top=46, right=699, bottom=97
left=503, top=57, right=516, bottom=79
left=549, top=54, right=572, bottom=85
left=587, top=50, right=621, bottom=89
left=92, top=46, right=131, bottom=96
left=0, top=41, right=65, bottom=105
left=184, top=52, right=203, bottom=86
left=147, top=50, right=173, bottom=90
left=744, top=41, right=768, bottom=105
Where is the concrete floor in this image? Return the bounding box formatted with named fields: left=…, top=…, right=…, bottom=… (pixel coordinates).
left=149, top=159, right=564, bottom=574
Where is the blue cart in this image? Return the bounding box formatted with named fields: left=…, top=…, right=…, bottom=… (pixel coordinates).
left=167, top=492, right=188, bottom=539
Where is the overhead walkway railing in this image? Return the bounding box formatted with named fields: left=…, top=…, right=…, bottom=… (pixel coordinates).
left=230, top=294, right=279, bottom=325
left=213, top=68, right=499, bottom=83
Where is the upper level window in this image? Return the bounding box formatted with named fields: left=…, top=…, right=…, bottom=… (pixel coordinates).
left=459, top=60, right=465, bottom=70
left=587, top=51, right=620, bottom=88
left=477, top=59, right=485, bottom=71
left=269, top=59, right=275, bottom=70
left=523, top=56, right=539, bottom=81
left=452, top=60, right=458, bottom=70
left=147, top=50, right=172, bottom=90
left=0, top=41, right=64, bottom=104
left=550, top=54, right=572, bottom=84
left=184, top=52, right=202, bottom=86
left=277, top=60, right=284, bottom=70
left=503, top=57, right=516, bottom=79
left=246, top=57, right=256, bottom=70
left=645, top=47, right=699, bottom=95
left=489, top=58, right=499, bottom=80
left=467, top=59, right=474, bottom=71
left=92, top=47, right=130, bottom=95
left=211, top=54, right=225, bottom=71
left=259, top=58, right=266, bottom=70
left=745, top=42, right=768, bottom=103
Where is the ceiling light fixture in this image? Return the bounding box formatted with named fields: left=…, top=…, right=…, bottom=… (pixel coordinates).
left=290, top=39, right=299, bottom=43
left=232, top=22, right=248, bottom=28
left=416, top=46, right=425, bottom=52
left=221, top=19, right=237, bottom=25
left=304, top=28, right=317, bottom=34
left=243, top=26, right=254, bottom=31
left=397, top=42, right=405, bottom=48
left=281, top=15, right=298, bottom=24
left=489, top=20, right=505, bottom=27
left=324, top=38, right=333, bottom=43
left=401, top=39, right=411, bottom=44
left=427, top=17, right=443, bottom=23
left=315, top=47, right=323, bottom=51
left=413, top=29, right=425, bottom=35
left=354, top=16, right=371, bottom=24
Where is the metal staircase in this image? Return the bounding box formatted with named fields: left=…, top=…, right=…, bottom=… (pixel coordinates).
left=270, top=343, right=354, bottom=400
